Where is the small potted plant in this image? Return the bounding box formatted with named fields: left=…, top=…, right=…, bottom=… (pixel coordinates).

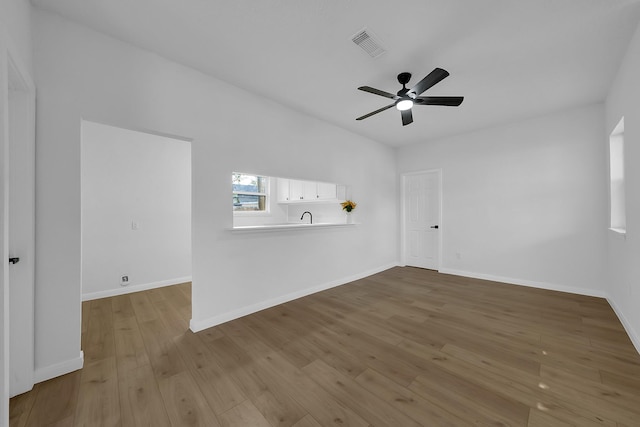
left=340, top=200, right=357, bottom=223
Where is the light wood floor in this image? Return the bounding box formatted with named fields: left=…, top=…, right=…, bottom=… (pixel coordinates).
left=9, top=267, right=640, bottom=426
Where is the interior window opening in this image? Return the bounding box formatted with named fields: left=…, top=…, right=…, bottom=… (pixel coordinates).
left=609, top=117, right=625, bottom=233
left=233, top=172, right=269, bottom=213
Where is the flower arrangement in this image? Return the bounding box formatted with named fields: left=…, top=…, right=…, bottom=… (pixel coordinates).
left=340, top=200, right=357, bottom=212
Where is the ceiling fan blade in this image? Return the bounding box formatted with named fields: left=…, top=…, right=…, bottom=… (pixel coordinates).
left=401, top=109, right=413, bottom=126
left=414, top=96, right=464, bottom=106
left=358, top=86, right=399, bottom=100
left=356, top=103, right=395, bottom=121
left=408, top=68, right=449, bottom=97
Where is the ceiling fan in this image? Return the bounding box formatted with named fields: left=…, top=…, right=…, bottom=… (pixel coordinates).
left=356, top=68, right=463, bottom=126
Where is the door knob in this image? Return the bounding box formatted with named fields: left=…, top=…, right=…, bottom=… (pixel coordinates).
left=430, top=225, right=439, bottom=229
left=9, top=257, right=20, bottom=264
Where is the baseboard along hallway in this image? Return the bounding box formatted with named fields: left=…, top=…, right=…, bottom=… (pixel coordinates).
left=9, top=267, right=640, bottom=426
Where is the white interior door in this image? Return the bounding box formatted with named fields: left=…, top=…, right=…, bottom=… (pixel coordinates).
left=1, top=54, right=9, bottom=427
left=7, top=56, right=35, bottom=398
left=403, top=170, right=441, bottom=270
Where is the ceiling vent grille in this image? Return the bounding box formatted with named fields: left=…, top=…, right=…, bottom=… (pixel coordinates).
left=351, top=28, right=386, bottom=58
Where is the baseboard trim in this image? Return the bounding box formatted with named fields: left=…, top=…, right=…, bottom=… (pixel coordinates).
left=82, top=276, right=192, bottom=301
left=34, top=351, right=84, bottom=384
left=438, top=268, right=608, bottom=298
left=190, top=263, right=398, bottom=332
left=193, top=263, right=640, bottom=356
left=606, top=297, right=640, bottom=355
left=439, top=267, right=640, bottom=355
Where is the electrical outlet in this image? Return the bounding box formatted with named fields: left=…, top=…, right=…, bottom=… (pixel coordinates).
left=121, top=275, right=129, bottom=286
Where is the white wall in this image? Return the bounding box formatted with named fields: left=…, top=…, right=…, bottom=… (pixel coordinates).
left=32, top=8, right=397, bottom=377
left=397, top=104, right=608, bottom=296
left=0, top=0, right=33, bottom=75
left=605, top=20, right=640, bottom=351
left=81, top=121, right=191, bottom=300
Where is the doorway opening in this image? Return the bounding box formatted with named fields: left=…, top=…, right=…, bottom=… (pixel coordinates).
left=80, top=121, right=192, bottom=301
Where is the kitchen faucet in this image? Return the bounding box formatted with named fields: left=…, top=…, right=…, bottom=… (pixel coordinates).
left=301, top=211, right=312, bottom=224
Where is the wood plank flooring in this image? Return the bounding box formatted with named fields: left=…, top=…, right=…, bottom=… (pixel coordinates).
left=10, top=267, right=640, bottom=426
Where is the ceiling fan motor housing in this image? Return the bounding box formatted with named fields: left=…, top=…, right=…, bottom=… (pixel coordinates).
left=397, top=72, right=413, bottom=99
left=397, top=72, right=412, bottom=86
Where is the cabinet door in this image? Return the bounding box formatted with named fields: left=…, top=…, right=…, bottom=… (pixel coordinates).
left=289, top=179, right=303, bottom=201
left=277, top=178, right=290, bottom=202
left=302, top=180, right=317, bottom=200
left=289, top=180, right=316, bottom=201
left=316, top=182, right=337, bottom=200
left=278, top=179, right=339, bottom=203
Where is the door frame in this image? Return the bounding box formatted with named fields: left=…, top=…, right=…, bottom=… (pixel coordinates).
left=1, top=38, right=36, bottom=423
left=400, top=169, right=443, bottom=270
left=8, top=52, right=36, bottom=397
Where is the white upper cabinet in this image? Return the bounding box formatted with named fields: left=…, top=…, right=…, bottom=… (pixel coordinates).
left=289, top=179, right=317, bottom=201
left=277, top=178, right=291, bottom=202
left=316, top=181, right=337, bottom=200
left=277, top=178, right=339, bottom=203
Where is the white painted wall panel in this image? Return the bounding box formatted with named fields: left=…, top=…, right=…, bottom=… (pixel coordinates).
left=398, top=104, right=608, bottom=295
left=0, top=0, right=33, bottom=75
left=32, top=8, right=397, bottom=378
left=605, top=20, right=640, bottom=351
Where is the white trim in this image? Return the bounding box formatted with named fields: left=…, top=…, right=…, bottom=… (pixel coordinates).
left=438, top=268, right=608, bottom=298
left=607, top=297, right=640, bottom=355
left=42, top=268, right=640, bottom=387
left=436, top=267, right=640, bottom=355
left=608, top=227, right=626, bottom=236
left=82, top=276, right=192, bottom=301
left=189, top=263, right=398, bottom=332
left=429, top=267, right=640, bottom=356
left=231, top=222, right=357, bottom=232
left=34, top=351, right=84, bottom=384
left=80, top=117, right=194, bottom=143
left=190, top=263, right=640, bottom=357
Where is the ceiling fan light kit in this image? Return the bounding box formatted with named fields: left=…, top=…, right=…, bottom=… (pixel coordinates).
left=396, top=99, right=413, bottom=111
left=356, top=68, right=464, bottom=126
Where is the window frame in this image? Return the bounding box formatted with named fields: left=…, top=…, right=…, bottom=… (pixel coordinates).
left=232, top=172, right=271, bottom=216
left=609, top=117, right=626, bottom=234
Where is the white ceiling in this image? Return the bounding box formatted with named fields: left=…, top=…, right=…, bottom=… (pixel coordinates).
left=31, top=0, right=640, bottom=147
